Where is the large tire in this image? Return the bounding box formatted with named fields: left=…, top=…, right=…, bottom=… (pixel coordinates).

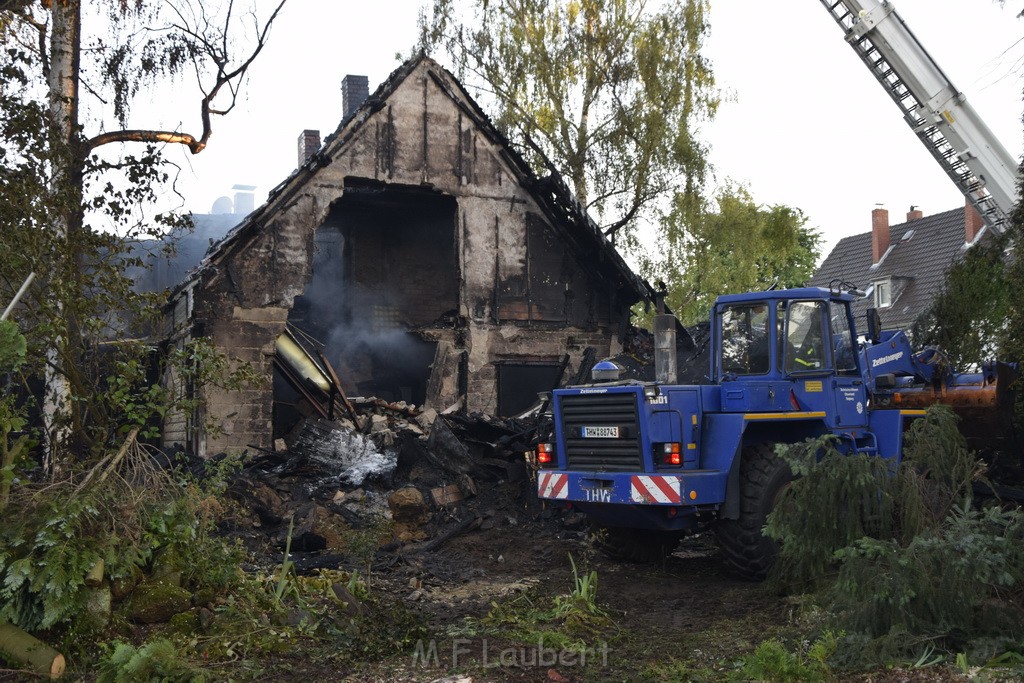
left=596, top=526, right=682, bottom=564
left=714, top=443, right=794, bottom=581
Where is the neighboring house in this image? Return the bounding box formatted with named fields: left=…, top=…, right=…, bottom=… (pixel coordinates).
left=163, top=54, right=656, bottom=457
left=808, top=200, right=989, bottom=333
left=125, top=188, right=254, bottom=294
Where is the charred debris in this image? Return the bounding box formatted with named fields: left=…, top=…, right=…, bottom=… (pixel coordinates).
left=224, top=312, right=711, bottom=573
left=228, top=322, right=550, bottom=571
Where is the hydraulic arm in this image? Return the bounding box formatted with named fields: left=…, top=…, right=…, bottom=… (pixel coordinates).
left=820, top=0, right=1019, bottom=233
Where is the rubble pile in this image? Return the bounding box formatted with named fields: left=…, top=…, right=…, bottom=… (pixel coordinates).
left=225, top=397, right=543, bottom=573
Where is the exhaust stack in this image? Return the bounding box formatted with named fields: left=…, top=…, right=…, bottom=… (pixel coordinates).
left=653, top=314, right=677, bottom=385
left=652, top=287, right=677, bottom=385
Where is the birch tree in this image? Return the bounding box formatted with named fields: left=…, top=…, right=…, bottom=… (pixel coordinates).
left=424, top=0, right=717, bottom=240
left=647, top=185, right=822, bottom=326
left=0, top=0, right=286, bottom=463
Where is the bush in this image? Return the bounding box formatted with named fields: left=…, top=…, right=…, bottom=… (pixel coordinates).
left=766, top=405, right=1024, bottom=662
left=98, top=639, right=206, bottom=683
left=0, top=436, right=244, bottom=634
left=739, top=633, right=837, bottom=683
left=831, top=504, right=1024, bottom=658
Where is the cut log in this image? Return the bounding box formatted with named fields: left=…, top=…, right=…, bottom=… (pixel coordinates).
left=0, top=620, right=65, bottom=679
left=84, top=558, right=104, bottom=587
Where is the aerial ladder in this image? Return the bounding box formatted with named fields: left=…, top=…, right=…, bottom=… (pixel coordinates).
left=820, top=0, right=1019, bottom=233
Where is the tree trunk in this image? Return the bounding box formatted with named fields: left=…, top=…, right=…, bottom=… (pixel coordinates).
left=42, top=0, right=82, bottom=470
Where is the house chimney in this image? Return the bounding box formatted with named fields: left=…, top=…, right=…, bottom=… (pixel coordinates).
left=872, top=205, right=890, bottom=264
left=232, top=184, right=256, bottom=216
left=297, top=129, right=321, bottom=168
left=341, top=75, right=369, bottom=120
left=964, top=198, right=985, bottom=243
left=906, top=205, right=923, bottom=222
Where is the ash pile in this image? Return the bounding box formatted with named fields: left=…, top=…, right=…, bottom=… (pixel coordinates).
left=227, top=394, right=543, bottom=574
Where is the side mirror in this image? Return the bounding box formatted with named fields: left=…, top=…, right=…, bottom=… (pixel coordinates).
left=866, top=308, right=882, bottom=344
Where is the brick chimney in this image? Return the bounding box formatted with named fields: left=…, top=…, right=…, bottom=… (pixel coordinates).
left=872, top=206, right=890, bottom=264
left=341, top=75, right=369, bottom=120
left=964, top=198, right=985, bottom=243
left=906, top=205, right=923, bottom=222
left=297, top=129, right=320, bottom=168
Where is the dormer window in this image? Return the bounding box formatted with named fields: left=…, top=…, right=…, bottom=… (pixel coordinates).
left=873, top=278, right=892, bottom=308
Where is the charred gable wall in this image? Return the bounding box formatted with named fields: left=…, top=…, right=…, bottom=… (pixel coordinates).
left=167, top=58, right=634, bottom=456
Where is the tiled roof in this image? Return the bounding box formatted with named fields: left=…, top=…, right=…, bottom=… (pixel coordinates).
left=807, top=207, right=987, bottom=331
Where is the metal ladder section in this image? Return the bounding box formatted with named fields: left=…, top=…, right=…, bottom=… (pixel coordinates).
left=820, top=0, right=1018, bottom=234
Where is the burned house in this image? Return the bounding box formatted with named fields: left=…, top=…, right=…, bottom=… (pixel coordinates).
left=163, top=55, right=654, bottom=456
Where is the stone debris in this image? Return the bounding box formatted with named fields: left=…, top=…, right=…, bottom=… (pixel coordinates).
left=222, top=389, right=545, bottom=574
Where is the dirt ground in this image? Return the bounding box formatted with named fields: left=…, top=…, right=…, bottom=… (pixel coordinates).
left=246, top=478, right=969, bottom=683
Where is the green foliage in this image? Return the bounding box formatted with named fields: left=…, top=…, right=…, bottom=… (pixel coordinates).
left=831, top=504, right=1024, bottom=650
left=0, top=441, right=244, bottom=633
left=645, top=184, right=822, bottom=326
left=638, top=632, right=839, bottom=682
left=1002, top=148, right=1024, bottom=363
left=344, top=513, right=393, bottom=587
left=900, top=404, right=982, bottom=526
left=0, top=320, right=26, bottom=372
left=738, top=633, right=837, bottom=683
left=0, top=3, right=284, bottom=462
left=912, top=232, right=1009, bottom=368
left=765, top=435, right=901, bottom=592
left=98, top=638, right=206, bottom=683
left=483, top=556, right=615, bottom=651
left=915, top=146, right=1024, bottom=372
left=424, top=0, right=717, bottom=236
left=553, top=554, right=610, bottom=637
left=273, top=516, right=299, bottom=607
left=766, top=405, right=1024, bottom=664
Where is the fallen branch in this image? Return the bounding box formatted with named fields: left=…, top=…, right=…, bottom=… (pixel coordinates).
left=409, top=515, right=482, bottom=554
left=73, top=427, right=140, bottom=495
left=0, top=620, right=65, bottom=679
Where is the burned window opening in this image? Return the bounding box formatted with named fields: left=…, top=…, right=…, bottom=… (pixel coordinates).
left=283, top=182, right=458, bottom=419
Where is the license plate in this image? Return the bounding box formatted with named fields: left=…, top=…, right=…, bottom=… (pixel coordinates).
left=581, top=426, right=619, bottom=438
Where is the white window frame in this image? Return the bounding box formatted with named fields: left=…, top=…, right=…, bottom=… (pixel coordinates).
left=873, top=278, right=892, bottom=308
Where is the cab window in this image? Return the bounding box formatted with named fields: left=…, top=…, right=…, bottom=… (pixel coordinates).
left=783, top=301, right=828, bottom=373
left=830, top=303, right=858, bottom=374
left=719, top=303, right=770, bottom=375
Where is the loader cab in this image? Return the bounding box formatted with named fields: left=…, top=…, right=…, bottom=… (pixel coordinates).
left=712, top=288, right=867, bottom=426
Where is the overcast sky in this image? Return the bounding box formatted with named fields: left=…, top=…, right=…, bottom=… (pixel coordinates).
left=142, top=0, right=1024, bottom=260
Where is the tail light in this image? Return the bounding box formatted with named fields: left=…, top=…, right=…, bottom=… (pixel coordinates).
left=536, top=443, right=555, bottom=466
left=661, top=442, right=681, bottom=466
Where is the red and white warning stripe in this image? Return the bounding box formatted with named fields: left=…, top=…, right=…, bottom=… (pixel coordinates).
left=537, top=472, right=569, bottom=499
left=630, top=475, right=682, bottom=504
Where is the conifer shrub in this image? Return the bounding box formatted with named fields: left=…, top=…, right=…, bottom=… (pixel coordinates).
left=831, top=504, right=1024, bottom=656
left=766, top=405, right=1024, bottom=662
left=764, top=435, right=900, bottom=592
